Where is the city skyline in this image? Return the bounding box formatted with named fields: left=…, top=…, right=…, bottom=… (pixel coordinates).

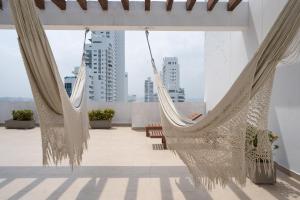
left=0, top=30, right=204, bottom=101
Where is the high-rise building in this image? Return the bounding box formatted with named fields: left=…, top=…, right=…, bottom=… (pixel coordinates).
left=162, top=57, right=185, bottom=102
left=64, top=66, right=79, bottom=97
left=128, top=94, right=137, bottom=102
left=153, top=93, right=158, bottom=102
left=144, top=77, right=155, bottom=102
left=124, top=73, right=128, bottom=102
left=84, top=31, right=127, bottom=102
left=115, top=32, right=127, bottom=102
left=64, top=76, right=76, bottom=97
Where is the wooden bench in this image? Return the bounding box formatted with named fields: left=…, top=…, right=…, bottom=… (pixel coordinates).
left=145, top=123, right=162, bottom=137
left=149, top=129, right=163, bottom=138
left=145, top=113, right=202, bottom=150
left=148, top=129, right=167, bottom=149
left=190, top=113, right=202, bottom=121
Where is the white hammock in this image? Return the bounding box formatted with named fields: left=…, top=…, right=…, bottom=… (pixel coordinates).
left=146, top=0, right=300, bottom=189
left=9, top=0, right=90, bottom=166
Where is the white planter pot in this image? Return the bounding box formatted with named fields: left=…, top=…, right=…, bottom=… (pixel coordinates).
left=89, top=120, right=112, bottom=129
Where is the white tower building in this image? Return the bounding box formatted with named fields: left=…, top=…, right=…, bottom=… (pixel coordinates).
left=64, top=76, right=76, bottom=97
left=144, top=77, right=155, bottom=102
left=64, top=66, right=79, bottom=97
left=124, top=72, right=128, bottom=102
left=84, top=31, right=127, bottom=102
left=115, top=31, right=127, bottom=102
left=162, top=57, right=185, bottom=102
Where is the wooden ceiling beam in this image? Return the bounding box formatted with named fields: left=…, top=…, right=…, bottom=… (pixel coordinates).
left=121, top=0, right=129, bottom=10
left=98, top=0, right=108, bottom=10
left=207, top=0, right=218, bottom=11
left=77, top=0, right=87, bottom=10
left=34, top=0, right=45, bottom=9
left=166, top=0, right=173, bottom=11
left=227, top=0, right=241, bottom=11
left=145, top=0, right=150, bottom=11
left=51, top=0, right=66, bottom=10
left=186, top=0, right=196, bottom=11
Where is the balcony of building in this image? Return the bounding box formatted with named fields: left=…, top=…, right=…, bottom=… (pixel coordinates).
left=1, top=0, right=300, bottom=199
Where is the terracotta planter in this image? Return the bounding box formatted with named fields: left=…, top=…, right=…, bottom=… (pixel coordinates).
left=248, top=162, right=276, bottom=184
left=4, top=119, right=35, bottom=129
left=89, top=120, right=112, bottom=129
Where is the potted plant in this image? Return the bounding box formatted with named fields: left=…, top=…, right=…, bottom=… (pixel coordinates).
left=5, top=110, right=35, bottom=129
left=246, top=125, right=279, bottom=184
left=88, top=109, right=115, bottom=129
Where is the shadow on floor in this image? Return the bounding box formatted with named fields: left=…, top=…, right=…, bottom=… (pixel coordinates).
left=0, top=166, right=210, bottom=200
left=260, top=171, right=300, bottom=200
left=0, top=166, right=299, bottom=200
left=152, top=144, right=165, bottom=150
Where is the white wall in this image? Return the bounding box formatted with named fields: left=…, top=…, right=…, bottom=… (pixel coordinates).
left=88, top=101, right=132, bottom=125
left=0, top=101, right=206, bottom=129
left=269, top=64, right=300, bottom=175
left=204, top=31, right=248, bottom=110
left=0, top=101, right=38, bottom=123
left=204, top=0, right=300, bottom=174
left=131, top=102, right=206, bottom=128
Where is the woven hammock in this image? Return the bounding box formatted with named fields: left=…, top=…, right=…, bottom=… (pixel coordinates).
left=146, top=0, right=300, bottom=189
left=9, top=0, right=90, bottom=166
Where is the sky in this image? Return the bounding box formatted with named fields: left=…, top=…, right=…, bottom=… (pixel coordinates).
left=0, top=30, right=204, bottom=101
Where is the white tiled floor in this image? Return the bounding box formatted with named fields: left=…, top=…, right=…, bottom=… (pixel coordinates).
left=0, top=127, right=299, bottom=200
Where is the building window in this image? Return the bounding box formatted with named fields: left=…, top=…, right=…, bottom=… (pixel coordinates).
left=64, top=83, right=72, bottom=97
left=65, top=83, right=72, bottom=89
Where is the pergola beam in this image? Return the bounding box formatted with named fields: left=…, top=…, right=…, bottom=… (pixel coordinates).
left=145, top=0, right=150, bottom=11
left=121, top=0, right=129, bottom=10
left=207, top=0, right=218, bottom=11
left=77, top=0, right=87, bottom=10
left=51, top=0, right=66, bottom=10
left=0, top=1, right=249, bottom=30
left=35, top=0, right=45, bottom=10
left=166, top=0, right=173, bottom=11
left=98, top=0, right=108, bottom=10
left=186, top=0, right=196, bottom=11
left=227, top=0, right=241, bottom=11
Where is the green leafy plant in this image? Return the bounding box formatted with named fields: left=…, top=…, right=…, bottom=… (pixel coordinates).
left=247, top=125, right=279, bottom=150
left=12, top=110, right=34, bottom=121
left=88, top=109, right=115, bottom=121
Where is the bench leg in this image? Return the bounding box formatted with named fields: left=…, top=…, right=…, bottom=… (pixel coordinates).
left=162, top=136, right=167, bottom=149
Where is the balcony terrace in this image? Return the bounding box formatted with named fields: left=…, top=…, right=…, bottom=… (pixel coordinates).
left=1, top=0, right=300, bottom=199
left=0, top=127, right=299, bottom=200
